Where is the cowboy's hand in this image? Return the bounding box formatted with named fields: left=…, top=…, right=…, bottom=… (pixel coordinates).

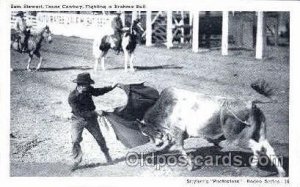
left=111, top=82, right=118, bottom=89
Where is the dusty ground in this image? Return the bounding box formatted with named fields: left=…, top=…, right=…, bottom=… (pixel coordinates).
left=10, top=35, right=289, bottom=177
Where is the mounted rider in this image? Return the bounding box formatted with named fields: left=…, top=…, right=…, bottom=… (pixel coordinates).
left=14, top=11, right=31, bottom=53
left=111, top=11, right=123, bottom=53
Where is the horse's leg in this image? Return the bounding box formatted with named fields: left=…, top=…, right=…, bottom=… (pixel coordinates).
left=94, top=57, right=99, bottom=72
left=129, top=52, right=135, bottom=72
left=101, top=57, right=105, bottom=71
left=124, top=50, right=129, bottom=72
left=35, top=51, right=43, bottom=71
left=101, top=51, right=108, bottom=71
left=27, top=53, right=33, bottom=71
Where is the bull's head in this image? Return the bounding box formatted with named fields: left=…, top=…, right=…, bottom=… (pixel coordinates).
left=135, top=120, right=166, bottom=147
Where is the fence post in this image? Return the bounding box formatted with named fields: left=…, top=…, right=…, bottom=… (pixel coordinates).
left=189, top=11, right=193, bottom=38
left=120, top=12, right=125, bottom=26
left=166, top=11, right=173, bottom=49
left=256, top=11, right=265, bottom=59
left=181, top=11, right=185, bottom=43
left=274, top=13, right=279, bottom=46
left=192, top=11, right=199, bottom=53
left=146, top=11, right=152, bottom=46
left=222, top=11, right=229, bottom=56
left=132, top=11, right=137, bottom=23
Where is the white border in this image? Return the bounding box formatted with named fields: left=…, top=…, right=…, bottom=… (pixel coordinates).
left=1, top=0, right=300, bottom=186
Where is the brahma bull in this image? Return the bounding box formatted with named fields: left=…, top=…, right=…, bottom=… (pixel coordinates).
left=138, top=81, right=286, bottom=177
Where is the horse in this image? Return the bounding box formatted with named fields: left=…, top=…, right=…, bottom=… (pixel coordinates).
left=137, top=80, right=286, bottom=177
left=11, top=25, right=52, bottom=71
left=93, top=19, right=144, bottom=72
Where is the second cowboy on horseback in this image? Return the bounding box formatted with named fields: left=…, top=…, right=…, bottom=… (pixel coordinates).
left=14, top=11, right=31, bottom=53
left=111, top=11, right=123, bottom=54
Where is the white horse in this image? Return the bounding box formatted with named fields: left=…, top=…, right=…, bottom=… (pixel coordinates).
left=93, top=19, right=144, bottom=72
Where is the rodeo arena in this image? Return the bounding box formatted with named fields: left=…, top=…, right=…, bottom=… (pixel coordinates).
left=10, top=11, right=289, bottom=177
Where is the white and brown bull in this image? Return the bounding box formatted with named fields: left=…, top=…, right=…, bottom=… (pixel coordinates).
left=138, top=83, right=286, bottom=177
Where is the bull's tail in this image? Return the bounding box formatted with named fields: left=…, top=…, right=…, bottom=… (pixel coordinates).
left=251, top=79, right=274, bottom=98
left=251, top=79, right=278, bottom=104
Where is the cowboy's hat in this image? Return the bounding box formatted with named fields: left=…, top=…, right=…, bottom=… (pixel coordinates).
left=16, top=11, right=24, bottom=17
left=72, top=73, right=95, bottom=84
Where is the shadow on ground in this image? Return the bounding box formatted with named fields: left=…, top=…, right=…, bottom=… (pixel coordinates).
left=11, top=66, right=92, bottom=72
left=108, top=64, right=183, bottom=71
left=74, top=146, right=288, bottom=177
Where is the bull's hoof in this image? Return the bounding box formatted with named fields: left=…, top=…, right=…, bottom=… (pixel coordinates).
left=187, top=164, right=195, bottom=171
left=250, top=163, right=258, bottom=169
left=278, top=170, right=287, bottom=177
left=155, top=141, right=164, bottom=147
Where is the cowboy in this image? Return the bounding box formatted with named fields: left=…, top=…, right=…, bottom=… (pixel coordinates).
left=68, top=73, right=118, bottom=171
left=111, top=11, right=123, bottom=53
left=131, top=18, right=144, bottom=44
left=14, top=11, right=30, bottom=52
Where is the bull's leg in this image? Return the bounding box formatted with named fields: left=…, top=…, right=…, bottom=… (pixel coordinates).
left=248, top=139, right=262, bottom=168
left=173, top=131, right=193, bottom=171
left=248, top=138, right=286, bottom=177
left=261, top=139, right=286, bottom=177
left=26, top=54, right=33, bottom=71
left=179, top=146, right=194, bottom=171
left=129, top=52, right=135, bottom=72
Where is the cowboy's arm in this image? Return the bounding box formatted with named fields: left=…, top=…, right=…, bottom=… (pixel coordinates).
left=90, top=86, right=115, bottom=96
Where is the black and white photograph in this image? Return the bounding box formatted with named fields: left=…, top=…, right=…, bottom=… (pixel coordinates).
left=1, top=0, right=300, bottom=186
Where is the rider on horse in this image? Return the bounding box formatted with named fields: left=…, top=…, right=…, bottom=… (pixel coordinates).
left=14, top=11, right=30, bottom=53
left=111, top=11, right=123, bottom=54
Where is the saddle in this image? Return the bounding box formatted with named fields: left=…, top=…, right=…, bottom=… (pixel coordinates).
left=14, top=30, right=31, bottom=52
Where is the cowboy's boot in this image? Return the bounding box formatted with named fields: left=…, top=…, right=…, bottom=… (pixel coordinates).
left=104, top=152, right=113, bottom=164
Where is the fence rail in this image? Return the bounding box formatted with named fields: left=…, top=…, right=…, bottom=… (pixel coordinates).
left=11, top=12, right=116, bottom=39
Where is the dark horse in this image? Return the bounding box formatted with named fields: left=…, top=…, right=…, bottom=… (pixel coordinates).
left=93, top=19, right=144, bottom=72
left=11, top=25, right=52, bottom=71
